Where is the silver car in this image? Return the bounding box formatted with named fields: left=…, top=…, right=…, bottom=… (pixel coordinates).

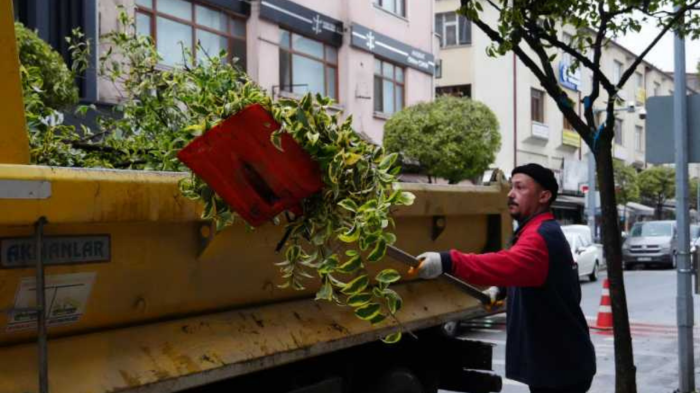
left=622, top=220, right=677, bottom=269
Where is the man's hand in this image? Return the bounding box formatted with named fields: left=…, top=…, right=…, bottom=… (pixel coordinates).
left=413, top=252, right=443, bottom=279
left=483, top=286, right=503, bottom=312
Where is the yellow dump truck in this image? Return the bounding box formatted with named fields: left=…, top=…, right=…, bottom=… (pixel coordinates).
left=0, top=5, right=511, bottom=393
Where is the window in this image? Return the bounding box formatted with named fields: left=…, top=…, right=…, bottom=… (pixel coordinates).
left=374, top=0, right=405, bottom=17
left=136, top=0, right=247, bottom=68
left=435, top=12, right=471, bottom=47
left=653, top=82, right=661, bottom=96
left=531, top=88, right=545, bottom=123
left=635, top=125, right=643, bottom=152
left=634, top=72, right=644, bottom=105
left=612, top=60, right=623, bottom=84
left=279, top=29, right=338, bottom=100
left=563, top=114, right=573, bottom=131
left=614, top=118, right=623, bottom=145
left=374, top=58, right=404, bottom=115
left=436, top=84, right=471, bottom=98
left=435, top=59, right=443, bottom=79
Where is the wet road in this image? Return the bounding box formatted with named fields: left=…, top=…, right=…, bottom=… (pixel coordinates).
left=446, top=269, right=700, bottom=393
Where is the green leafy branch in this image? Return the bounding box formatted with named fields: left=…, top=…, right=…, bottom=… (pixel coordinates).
left=19, top=10, right=415, bottom=342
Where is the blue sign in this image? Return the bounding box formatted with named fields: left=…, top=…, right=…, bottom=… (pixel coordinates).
left=559, top=60, right=581, bottom=91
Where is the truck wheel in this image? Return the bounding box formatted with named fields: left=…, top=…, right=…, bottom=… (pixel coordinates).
left=369, top=368, right=424, bottom=393
left=441, top=320, right=460, bottom=338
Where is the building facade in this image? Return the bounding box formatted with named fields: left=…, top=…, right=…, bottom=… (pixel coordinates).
left=436, top=0, right=683, bottom=177
left=435, top=0, right=696, bottom=223
left=15, top=0, right=437, bottom=146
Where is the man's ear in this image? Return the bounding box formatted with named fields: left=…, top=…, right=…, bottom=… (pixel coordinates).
left=540, top=190, right=553, bottom=205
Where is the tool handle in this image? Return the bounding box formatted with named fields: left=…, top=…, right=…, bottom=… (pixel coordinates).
left=442, top=273, right=492, bottom=304
left=386, top=245, right=491, bottom=305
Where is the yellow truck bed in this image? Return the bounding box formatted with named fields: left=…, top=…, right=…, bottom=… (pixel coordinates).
left=0, top=164, right=510, bottom=393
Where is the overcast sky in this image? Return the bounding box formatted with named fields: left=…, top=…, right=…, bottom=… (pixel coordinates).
left=616, top=16, right=700, bottom=73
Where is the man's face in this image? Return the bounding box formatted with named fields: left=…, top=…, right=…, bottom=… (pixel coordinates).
left=507, top=173, right=552, bottom=221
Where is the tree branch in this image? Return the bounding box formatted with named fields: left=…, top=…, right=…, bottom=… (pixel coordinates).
left=468, top=1, right=600, bottom=143
left=530, top=26, right=616, bottom=93
left=520, top=20, right=594, bottom=142
left=617, top=0, right=700, bottom=90
left=583, top=0, right=608, bottom=133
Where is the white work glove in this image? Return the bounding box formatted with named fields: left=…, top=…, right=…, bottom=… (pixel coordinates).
left=482, top=286, right=503, bottom=311
left=415, top=252, right=443, bottom=279
left=483, top=286, right=500, bottom=305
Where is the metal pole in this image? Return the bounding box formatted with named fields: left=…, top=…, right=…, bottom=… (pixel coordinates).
left=673, top=8, right=695, bottom=390
left=35, top=217, right=48, bottom=393
left=588, top=148, right=597, bottom=242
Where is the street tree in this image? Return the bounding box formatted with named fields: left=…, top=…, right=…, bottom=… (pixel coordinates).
left=614, top=161, right=640, bottom=205
left=15, top=22, right=85, bottom=110
left=639, top=166, right=676, bottom=219
left=690, top=177, right=699, bottom=210
left=614, top=161, right=640, bottom=229
left=383, top=96, right=501, bottom=184
left=457, top=0, right=700, bottom=391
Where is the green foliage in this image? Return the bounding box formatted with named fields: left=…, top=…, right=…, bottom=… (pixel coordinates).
left=613, top=160, right=640, bottom=205
left=460, top=0, right=700, bottom=65
left=22, top=10, right=414, bottom=337
left=15, top=22, right=82, bottom=109
left=17, top=22, right=91, bottom=166
left=690, top=178, right=700, bottom=210
left=638, top=166, right=675, bottom=218
left=383, top=96, right=501, bottom=184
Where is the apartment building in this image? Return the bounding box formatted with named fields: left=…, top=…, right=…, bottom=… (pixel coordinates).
left=435, top=0, right=684, bottom=182
left=14, top=0, right=437, bottom=145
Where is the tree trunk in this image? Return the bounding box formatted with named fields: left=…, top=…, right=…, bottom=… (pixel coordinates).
left=596, top=147, right=637, bottom=393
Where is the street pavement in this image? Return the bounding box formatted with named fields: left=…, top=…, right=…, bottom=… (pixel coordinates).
left=443, top=268, right=700, bottom=393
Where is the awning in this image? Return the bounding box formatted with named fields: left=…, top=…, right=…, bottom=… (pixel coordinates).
left=626, top=202, right=655, bottom=216
left=554, top=195, right=585, bottom=206
left=552, top=195, right=585, bottom=211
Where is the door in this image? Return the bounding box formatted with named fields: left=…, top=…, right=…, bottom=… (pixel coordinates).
left=577, top=235, right=597, bottom=276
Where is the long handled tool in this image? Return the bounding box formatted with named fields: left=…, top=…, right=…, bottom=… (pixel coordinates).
left=386, top=245, right=492, bottom=305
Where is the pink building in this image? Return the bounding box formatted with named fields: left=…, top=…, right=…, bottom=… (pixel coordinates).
left=98, top=0, right=437, bottom=143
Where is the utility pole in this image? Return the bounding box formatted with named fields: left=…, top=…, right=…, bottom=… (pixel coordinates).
left=673, top=6, right=695, bottom=391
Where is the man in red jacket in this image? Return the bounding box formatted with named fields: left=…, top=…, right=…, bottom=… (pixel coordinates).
left=416, top=163, right=596, bottom=393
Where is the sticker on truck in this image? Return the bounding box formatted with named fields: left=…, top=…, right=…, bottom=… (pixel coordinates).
left=6, top=272, right=97, bottom=332
left=0, top=235, right=110, bottom=268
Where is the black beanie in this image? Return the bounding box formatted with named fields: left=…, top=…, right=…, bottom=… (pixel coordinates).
left=511, top=163, right=558, bottom=204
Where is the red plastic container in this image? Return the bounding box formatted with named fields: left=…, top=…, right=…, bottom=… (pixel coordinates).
left=177, top=104, right=324, bottom=227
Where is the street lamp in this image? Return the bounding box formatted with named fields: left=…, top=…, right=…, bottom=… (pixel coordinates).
left=587, top=103, right=640, bottom=242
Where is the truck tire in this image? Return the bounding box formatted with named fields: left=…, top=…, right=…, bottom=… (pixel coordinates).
left=441, top=320, right=461, bottom=338
left=369, top=368, right=424, bottom=393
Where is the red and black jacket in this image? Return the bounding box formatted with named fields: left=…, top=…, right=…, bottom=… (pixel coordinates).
left=439, top=211, right=596, bottom=387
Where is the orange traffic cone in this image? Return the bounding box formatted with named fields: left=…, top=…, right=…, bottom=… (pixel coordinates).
left=591, top=278, right=613, bottom=330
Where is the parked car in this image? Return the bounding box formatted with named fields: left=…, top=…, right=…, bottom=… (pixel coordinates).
left=622, top=220, right=677, bottom=269
left=691, top=225, right=700, bottom=253
left=562, top=225, right=602, bottom=281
